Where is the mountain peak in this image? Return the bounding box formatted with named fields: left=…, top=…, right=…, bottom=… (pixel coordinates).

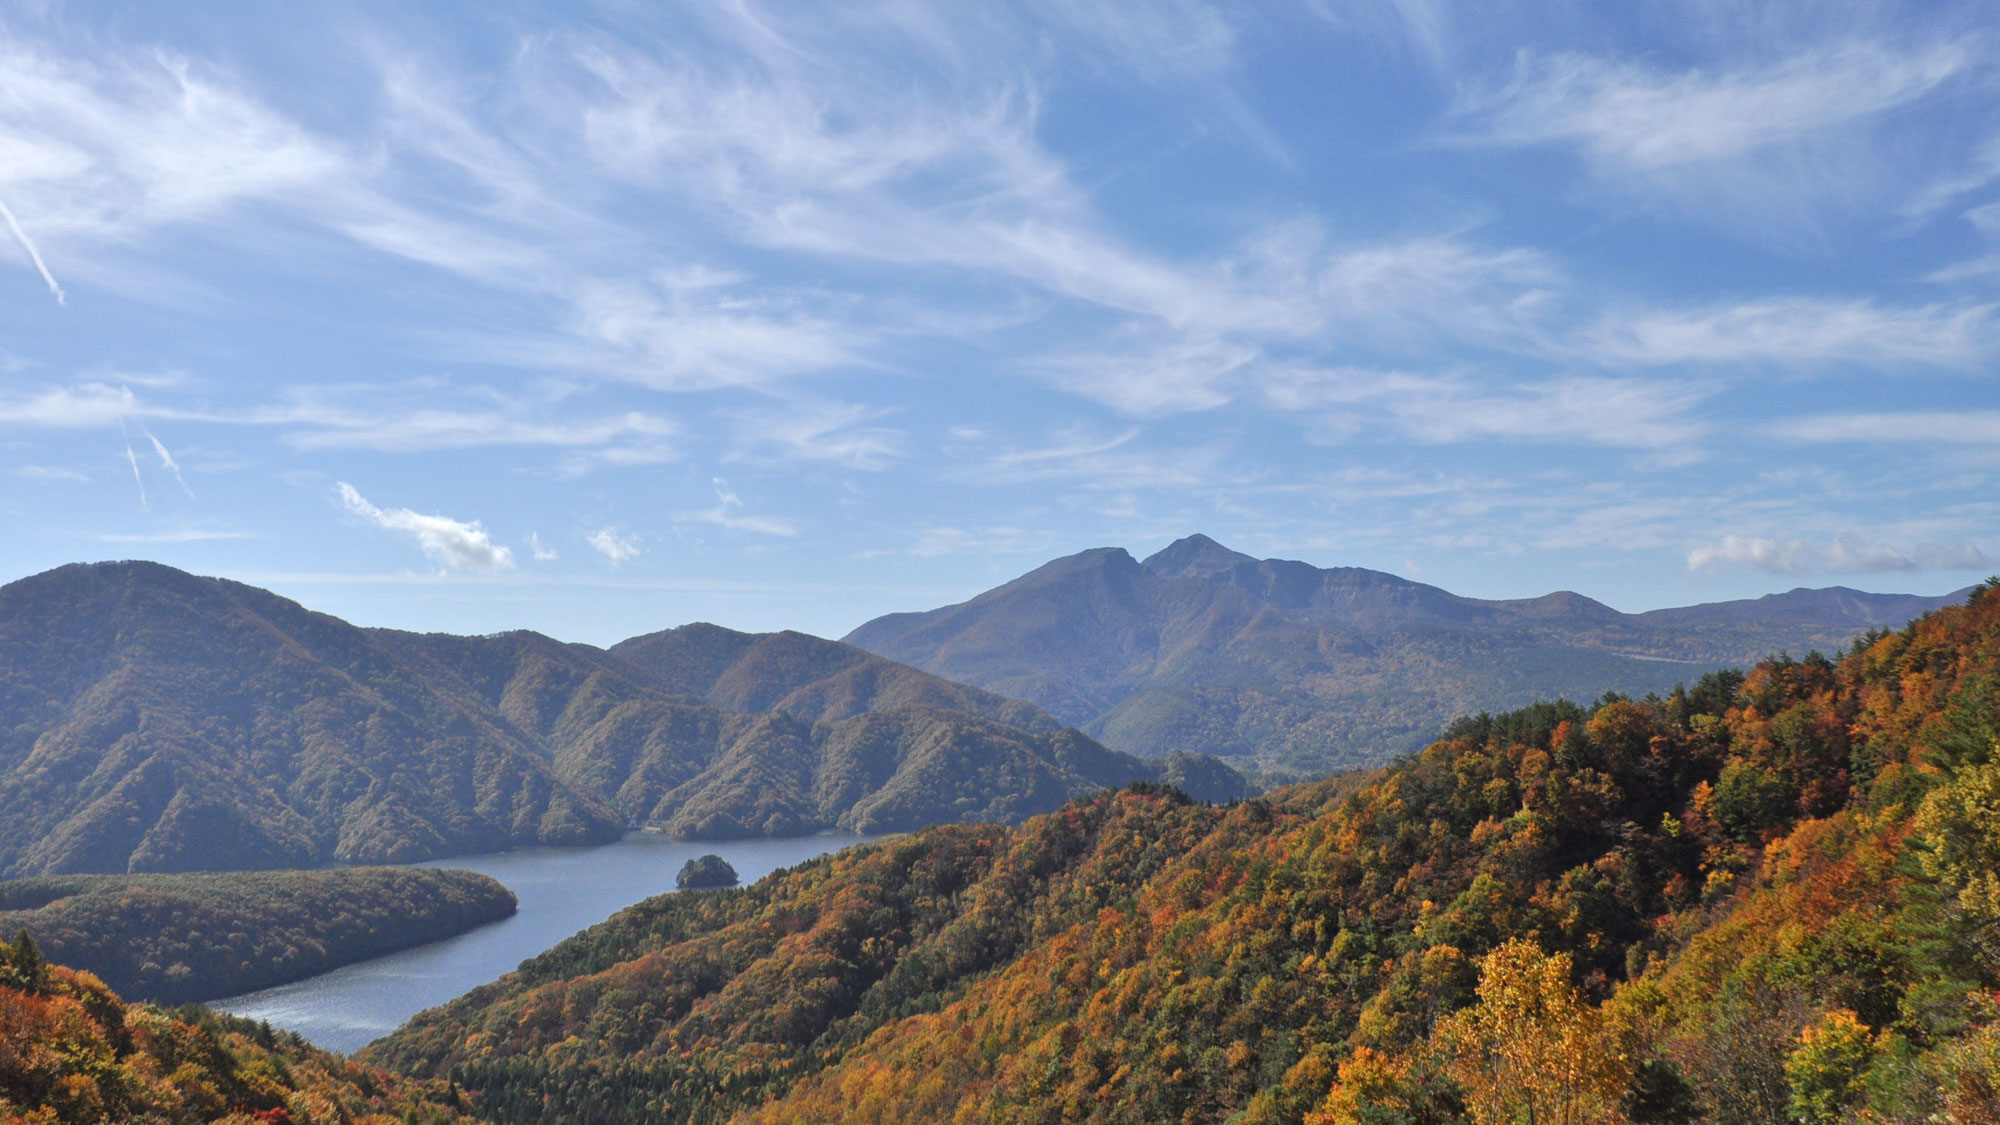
left=1140, top=534, right=1259, bottom=577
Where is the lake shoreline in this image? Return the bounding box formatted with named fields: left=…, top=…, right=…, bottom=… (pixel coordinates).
left=213, top=831, right=877, bottom=1054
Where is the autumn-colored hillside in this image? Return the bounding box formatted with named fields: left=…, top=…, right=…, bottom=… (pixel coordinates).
left=375, top=581, right=2000, bottom=1124
left=0, top=932, right=480, bottom=1124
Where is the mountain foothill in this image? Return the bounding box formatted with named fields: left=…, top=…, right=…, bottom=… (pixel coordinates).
left=846, top=533, right=1970, bottom=775
left=0, top=560, right=1242, bottom=878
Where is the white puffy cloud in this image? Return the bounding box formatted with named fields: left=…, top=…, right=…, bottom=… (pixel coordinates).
left=334, top=481, right=514, bottom=571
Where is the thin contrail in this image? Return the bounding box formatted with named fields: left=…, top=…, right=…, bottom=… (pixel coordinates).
left=119, top=419, right=147, bottom=510
left=124, top=440, right=148, bottom=510
left=0, top=194, right=65, bottom=306
left=145, top=430, right=195, bottom=498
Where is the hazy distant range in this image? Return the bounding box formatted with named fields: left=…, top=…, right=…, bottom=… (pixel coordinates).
left=846, top=535, right=1973, bottom=775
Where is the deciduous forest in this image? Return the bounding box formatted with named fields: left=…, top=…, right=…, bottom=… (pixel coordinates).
left=0, top=931, right=478, bottom=1124
left=366, top=581, right=2000, bottom=1124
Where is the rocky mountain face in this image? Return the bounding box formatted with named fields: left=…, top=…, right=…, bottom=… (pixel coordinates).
left=0, top=561, right=1240, bottom=876
left=846, top=534, right=1972, bottom=772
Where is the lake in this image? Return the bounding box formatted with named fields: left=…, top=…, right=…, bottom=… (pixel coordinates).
left=213, top=831, right=874, bottom=1054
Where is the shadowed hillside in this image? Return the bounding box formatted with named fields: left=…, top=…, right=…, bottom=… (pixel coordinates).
left=0, top=562, right=1241, bottom=876
left=0, top=561, right=625, bottom=876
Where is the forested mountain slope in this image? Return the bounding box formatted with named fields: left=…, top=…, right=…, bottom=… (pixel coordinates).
left=845, top=533, right=1969, bottom=773
left=0, top=932, right=482, bottom=1124
left=0, top=561, right=1238, bottom=875
left=0, top=561, right=624, bottom=876
left=378, top=581, right=2000, bottom=1124
left=607, top=622, right=1059, bottom=731
left=0, top=867, right=515, bottom=1003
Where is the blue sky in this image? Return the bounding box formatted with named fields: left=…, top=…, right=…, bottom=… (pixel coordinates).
left=1, top=0, right=1996, bottom=645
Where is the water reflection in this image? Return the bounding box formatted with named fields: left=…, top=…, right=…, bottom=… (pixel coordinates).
left=214, top=832, right=872, bottom=1053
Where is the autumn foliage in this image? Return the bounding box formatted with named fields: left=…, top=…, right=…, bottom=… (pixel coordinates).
left=352, top=579, right=2000, bottom=1123
left=0, top=930, right=477, bottom=1124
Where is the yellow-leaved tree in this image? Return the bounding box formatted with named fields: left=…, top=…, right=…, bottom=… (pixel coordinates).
left=1436, top=937, right=1632, bottom=1125
left=1913, top=754, right=2000, bottom=927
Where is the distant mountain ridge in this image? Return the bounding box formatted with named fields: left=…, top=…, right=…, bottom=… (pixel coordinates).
left=0, top=561, right=1240, bottom=876
left=845, top=534, right=1975, bottom=772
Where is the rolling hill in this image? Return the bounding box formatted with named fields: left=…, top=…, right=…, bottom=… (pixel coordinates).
left=0, top=561, right=1239, bottom=876
left=845, top=533, right=1973, bottom=773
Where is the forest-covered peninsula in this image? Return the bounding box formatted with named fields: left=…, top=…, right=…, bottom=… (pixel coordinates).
left=0, top=866, right=515, bottom=1004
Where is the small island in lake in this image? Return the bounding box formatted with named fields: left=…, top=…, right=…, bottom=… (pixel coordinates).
left=676, top=854, right=739, bottom=889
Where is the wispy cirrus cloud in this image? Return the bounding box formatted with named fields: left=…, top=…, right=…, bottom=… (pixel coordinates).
left=963, top=426, right=1241, bottom=490
left=0, top=376, right=683, bottom=470
left=1584, top=299, right=2000, bottom=369
left=281, top=402, right=679, bottom=456
left=0, top=39, right=348, bottom=244
left=1462, top=41, right=1968, bottom=171
left=1264, top=367, right=1712, bottom=454
left=1688, top=533, right=1991, bottom=576
left=0, top=382, right=139, bottom=427
left=586, top=525, right=641, bottom=564
left=11, top=465, right=88, bottom=483
left=683, top=479, right=798, bottom=537
left=1446, top=35, right=1983, bottom=235
left=723, top=398, right=903, bottom=469
left=334, top=481, right=514, bottom=571
left=1768, top=410, right=2000, bottom=444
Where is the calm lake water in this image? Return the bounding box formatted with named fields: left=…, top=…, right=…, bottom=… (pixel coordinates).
left=213, top=832, right=873, bottom=1054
